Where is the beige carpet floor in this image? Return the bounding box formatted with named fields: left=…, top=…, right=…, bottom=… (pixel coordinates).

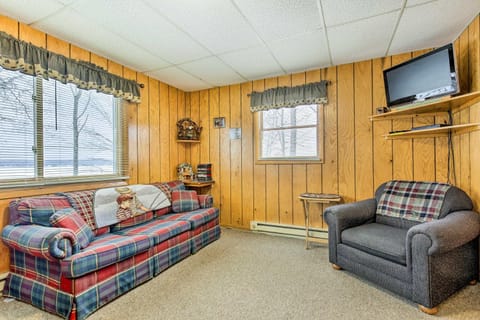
left=0, top=227, right=479, bottom=320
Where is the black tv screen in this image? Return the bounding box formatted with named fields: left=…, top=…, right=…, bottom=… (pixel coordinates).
left=383, top=43, right=459, bottom=108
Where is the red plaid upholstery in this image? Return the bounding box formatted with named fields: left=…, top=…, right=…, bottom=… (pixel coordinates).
left=110, top=211, right=154, bottom=232
left=60, top=190, right=97, bottom=232
left=14, top=196, right=71, bottom=226
left=49, top=208, right=94, bottom=249
left=171, top=190, right=199, bottom=212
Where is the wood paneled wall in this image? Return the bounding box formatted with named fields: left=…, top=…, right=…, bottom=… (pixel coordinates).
left=0, top=14, right=478, bottom=274
left=184, top=15, right=480, bottom=230
left=0, top=15, right=186, bottom=273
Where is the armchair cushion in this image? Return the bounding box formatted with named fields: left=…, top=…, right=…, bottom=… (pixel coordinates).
left=341, top=223, right=407, bottom=265
left=376, top=180, right=450, bottom=223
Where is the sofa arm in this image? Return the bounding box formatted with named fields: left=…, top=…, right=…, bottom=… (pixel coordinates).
left=2, top=225, right=79, bottom=261
left=198, top=194, right=213, bottom=208
left=407, top=210, right=480, bottom=257
left=323, top=198, right=376, bottom=264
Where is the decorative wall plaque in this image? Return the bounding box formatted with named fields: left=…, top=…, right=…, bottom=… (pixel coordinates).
left=176, top=118, right=202, bottom=140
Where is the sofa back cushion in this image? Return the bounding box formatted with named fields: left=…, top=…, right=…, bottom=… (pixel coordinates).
left=375, top=180, right=473, bottom=228
left=11, top=196, right=72, bottom=226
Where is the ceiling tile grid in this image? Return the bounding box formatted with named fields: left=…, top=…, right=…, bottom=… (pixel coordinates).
left=0, top=0, right=478, bottom=91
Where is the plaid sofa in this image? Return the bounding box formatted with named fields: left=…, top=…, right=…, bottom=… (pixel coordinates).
left=1, top=181, right=221, bottom=320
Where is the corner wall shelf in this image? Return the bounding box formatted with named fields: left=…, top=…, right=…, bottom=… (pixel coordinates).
left=177, top=139, right=200, bottom=143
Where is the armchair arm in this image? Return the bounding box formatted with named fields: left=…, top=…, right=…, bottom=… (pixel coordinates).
left=2, top=225, right=80, bottom=261
left=323, top=198, right=376, bottom=264
left=407, top=210, right=480, bottom=257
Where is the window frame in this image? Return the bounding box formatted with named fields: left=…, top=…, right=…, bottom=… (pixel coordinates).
left=0, top=70, right=129, bottom=189
left=254, top=104, right=324, bottom=165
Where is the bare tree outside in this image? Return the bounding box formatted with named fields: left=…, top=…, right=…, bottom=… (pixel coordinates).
left=0, top=67, right=117, bottom=181
left=261, top=104, right=318, bottom=159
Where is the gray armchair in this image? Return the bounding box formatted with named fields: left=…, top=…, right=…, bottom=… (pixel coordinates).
left=324, top=180, right=480, bottom=314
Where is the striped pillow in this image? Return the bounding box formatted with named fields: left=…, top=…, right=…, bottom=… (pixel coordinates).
left=171, top=190, right=199, bottom=213
left=49, top=208, right=94, bottom=249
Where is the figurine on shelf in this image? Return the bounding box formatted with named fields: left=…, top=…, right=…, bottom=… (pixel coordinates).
left=177, top=162, right=194, bottom=181
left=177, top=118, right=202, bottom=140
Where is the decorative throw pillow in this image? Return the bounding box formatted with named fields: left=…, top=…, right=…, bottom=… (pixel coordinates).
left=49, top=208, right=95, bottom=249
left=171, top=190, right=200, bottom=213
left=15, top=196, right=71, bottom=226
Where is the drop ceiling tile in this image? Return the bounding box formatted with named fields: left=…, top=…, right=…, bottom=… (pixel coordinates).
left=321, top=0, right=403, bottom=27
left=70, top=0, right=210, bottom=64
left=219, top=46, right=284, bottom=80
left=328, top=12, right=398, bottom=65
left=0, top=0, right=64, bottom=24
left=179, top=56, right=246, bottom=87
left=32, top=7, right=170, bottom=72
left=232, top=0, right=323, bottom=41
left=146, top=67, right=212, bottom=92
left=144, top=0, right=262, bottom=54
left=268, top=30, right=331, bottom=73
left=390, top=0, right=480, bottom=54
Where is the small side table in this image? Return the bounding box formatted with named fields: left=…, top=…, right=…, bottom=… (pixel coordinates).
left=299, top=193, right=342, bottom=249
left=183, top=180, right=215, bottom=194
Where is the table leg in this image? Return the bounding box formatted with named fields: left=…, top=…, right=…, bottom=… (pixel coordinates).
left=302, top=199, right=310, bottom=249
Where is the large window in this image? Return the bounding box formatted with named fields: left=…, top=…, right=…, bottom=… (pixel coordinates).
left=0, top=67, right=128, bottom=187
left=257, top=104, right=323, bottom=163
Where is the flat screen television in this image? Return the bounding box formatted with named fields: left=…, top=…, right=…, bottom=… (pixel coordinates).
left=383, top=43, right=459, bottom=108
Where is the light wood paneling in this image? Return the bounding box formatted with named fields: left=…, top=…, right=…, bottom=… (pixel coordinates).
left=1, top=14, right=479, bottom=274
left=0, top=17, right=186, bottom=273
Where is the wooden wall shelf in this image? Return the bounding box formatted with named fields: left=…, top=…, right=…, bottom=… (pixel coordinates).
left=384, top=123, right=480, bottom=140
left=177, top=139, right=200, bottom=143
left=370, top=91, right=480, bottom=121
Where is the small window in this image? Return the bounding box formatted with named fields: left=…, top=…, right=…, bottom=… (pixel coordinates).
left=0, top=67, right=128, bottom=187
left=256, top=104, right=323, bottom=163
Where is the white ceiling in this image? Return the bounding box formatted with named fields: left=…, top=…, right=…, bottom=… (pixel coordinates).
left=1, top=0, right=479, bottom=92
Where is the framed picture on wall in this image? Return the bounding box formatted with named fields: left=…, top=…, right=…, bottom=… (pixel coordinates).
left=213, top=117, right=225, bottom=128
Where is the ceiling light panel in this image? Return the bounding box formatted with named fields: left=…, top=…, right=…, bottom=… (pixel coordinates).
left=0, top=0, right=65, bottom=24
left=70, top=0, right=210, bottom=64
left=268, top=30, right=330, bottom=74
left=146, top=67, right=212, bottom=92
left=179, top=56, right=246, bottom=87
left=144, top=0, right=262, bottom=54
left=328, top=12, right=398, bottom=66
left=321, top=0, right=403, bottom=27
left=233, top=0, right=323, bottom=42
left=33, top=7, right=170, bottom=72
left=389, top=0, right=480, bottom=54
left=219, top=45, right=284, bottom=80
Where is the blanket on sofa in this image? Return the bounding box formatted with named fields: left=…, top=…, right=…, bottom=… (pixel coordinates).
left=94, top=184, right=170, bottom=227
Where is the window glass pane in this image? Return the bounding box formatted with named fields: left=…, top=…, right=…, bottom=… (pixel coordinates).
left=262, top=127, right=317, bottom=158
left=0, top=68, right=35, bottom=179
left=262, top=104, right=317, bottom=129
left=42, top=79, right=116, bottom=177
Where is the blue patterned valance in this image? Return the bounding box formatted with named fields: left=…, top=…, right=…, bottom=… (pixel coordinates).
left=250, top=80, right=328, bottom=112
left=0, top=31, right=141, bottom=103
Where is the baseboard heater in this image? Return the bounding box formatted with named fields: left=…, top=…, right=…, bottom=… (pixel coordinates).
left=250, top=221, right=328, bottom=239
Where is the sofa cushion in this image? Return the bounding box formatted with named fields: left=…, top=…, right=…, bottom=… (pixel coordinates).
left=109, top=211, right=155, bottom=232
left=171, top=190, right=200, bottom=212
left=13, top=196, right=72, bottom=226
left=59, top=190, right=100, bottom=232
left=376, top=180, right=451, bottom=223
left=198, top=194, right=213, bottom=208
left=114, top=220, right=190, bottom=246
left=60, top=233, right=152, bottom=278
left=341, top=223, right=407, bottom=265
left=158, top=207, right=219, bottom=230
left=49, top=208, right=94, bottom=249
